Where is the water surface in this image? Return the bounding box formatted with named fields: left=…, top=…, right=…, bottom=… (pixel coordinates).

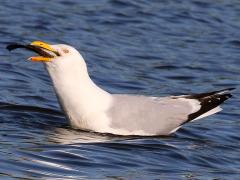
left=0, top=0, right=240, bottom=179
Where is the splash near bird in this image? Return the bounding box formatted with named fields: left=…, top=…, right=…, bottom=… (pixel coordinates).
left=6, top=41, right=235, bottom=136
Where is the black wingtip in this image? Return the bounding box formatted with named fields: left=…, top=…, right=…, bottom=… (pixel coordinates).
left=182, top=88, right=235, bottom=124
left=228, top=87, right=236, bottom=91
left=217, top=87, right=236, bottom=92
left=214, top=88, right=236, bottom=97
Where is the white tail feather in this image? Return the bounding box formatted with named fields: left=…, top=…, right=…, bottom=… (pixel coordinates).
left=191, top=106, right=222, bottom=122
left=169, top=106, right=223, bottom=134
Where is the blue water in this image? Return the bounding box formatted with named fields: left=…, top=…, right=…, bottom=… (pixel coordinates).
left=0, top=0, right=240, bottom=179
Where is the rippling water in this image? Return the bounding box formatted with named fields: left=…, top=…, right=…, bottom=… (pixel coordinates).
left=0, top=0, right=240, bottom=179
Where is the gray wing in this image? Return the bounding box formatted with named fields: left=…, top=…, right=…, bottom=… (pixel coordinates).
left=107, top=94, right=194, bottom=135
left=107, top=88, right=233, bottom=136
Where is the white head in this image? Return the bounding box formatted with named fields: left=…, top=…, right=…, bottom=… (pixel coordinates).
left=49, top=44, right=87, bottom=68
left=29, top=41, right=85, bottom=65
left=26, top=41, right=89, bottom=83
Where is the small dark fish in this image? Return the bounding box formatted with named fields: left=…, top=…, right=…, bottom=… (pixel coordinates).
left=6, top=43, right=40, bottom=54
left=6, top=43, right=27, bottom=51
left=6, top=43, right=58, bottom=57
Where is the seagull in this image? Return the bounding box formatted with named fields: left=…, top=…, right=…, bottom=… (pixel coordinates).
left=7, top=41, right=234, bottom=136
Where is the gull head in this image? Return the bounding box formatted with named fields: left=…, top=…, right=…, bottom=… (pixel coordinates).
left=7, top=40, right=82, bottom=63
left=27, top=41, right=82, bottom=64
left=7, top=40, right=88, bottom=75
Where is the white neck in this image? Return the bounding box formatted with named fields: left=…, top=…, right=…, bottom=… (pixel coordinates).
left=45, top=57, right=112, bottom=130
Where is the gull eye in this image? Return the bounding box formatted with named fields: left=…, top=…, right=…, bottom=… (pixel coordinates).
left=63, top=49, right=69, bottom=54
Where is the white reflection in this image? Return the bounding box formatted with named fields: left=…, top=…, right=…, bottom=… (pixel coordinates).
left=48, top=127, right=120, bottom=144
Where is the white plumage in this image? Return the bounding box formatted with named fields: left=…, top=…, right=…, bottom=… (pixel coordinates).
left=40, top=44, right=233, bottom=136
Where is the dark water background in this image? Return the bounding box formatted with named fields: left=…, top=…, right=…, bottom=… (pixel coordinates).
left=0, top=0, right=240, bottom=179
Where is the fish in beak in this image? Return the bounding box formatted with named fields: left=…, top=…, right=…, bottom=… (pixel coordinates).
left=6, top=41, right=59, bottom=62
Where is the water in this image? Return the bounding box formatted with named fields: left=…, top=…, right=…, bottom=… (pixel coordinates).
left=0, top=0, right=240, bottom=179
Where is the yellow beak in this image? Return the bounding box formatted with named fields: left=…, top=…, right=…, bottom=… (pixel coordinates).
left=29, top=41, right=57, bottom=62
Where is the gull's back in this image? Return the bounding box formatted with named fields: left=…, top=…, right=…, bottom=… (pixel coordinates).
left=107, top=94, right=193, bottom=135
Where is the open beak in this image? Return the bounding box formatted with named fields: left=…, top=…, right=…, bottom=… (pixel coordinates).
left=6, top=41, right=59, bottom=62
left=29, top=41, right=59, bottom=62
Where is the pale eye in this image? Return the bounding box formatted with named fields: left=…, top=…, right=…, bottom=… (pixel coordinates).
left=63, top=49, right=69, bottom=54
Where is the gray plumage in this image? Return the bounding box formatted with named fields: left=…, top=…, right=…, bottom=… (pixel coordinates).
left=108, top=95, right=193, bottom=135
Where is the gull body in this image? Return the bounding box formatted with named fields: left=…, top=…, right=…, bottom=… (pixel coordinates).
left=39, top=44, right=233, bottom=136
left=46, top=45, right=113, bottom=133
left=6, top=41, right=232, bottom=136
